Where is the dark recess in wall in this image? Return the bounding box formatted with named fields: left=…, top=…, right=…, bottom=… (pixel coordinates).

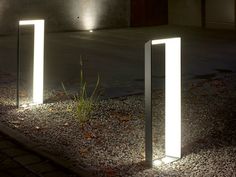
left=130, top=0, right=168, bottom=27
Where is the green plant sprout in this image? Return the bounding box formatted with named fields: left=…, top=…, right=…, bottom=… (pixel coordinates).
left=61, top=56, right=100, bottom=123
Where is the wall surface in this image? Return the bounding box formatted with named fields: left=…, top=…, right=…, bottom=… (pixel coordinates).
left=168, top=0, right=202, bottom=26
left=206, top=0, right=235, bottom=29
left=0, top=0, right=130, bottom=35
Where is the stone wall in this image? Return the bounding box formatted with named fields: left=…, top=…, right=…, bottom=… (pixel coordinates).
left=206, top=0, right=235, bottom=29
left=168, top=0, right=235, bottom=29
left=168, top=0, right=202, bottom=27
left=0, top=0, right=130, bottom=35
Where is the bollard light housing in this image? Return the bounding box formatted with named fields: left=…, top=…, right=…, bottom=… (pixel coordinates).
left=18, top=20, right=45, bottom=106
left=145, top=37, right=181, bottom=167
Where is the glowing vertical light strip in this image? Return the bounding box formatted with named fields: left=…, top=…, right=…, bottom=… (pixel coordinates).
left=19, top=20, right=45, bottom=105
left=164, top=38, right=181, bottom=159
left=145, top=38, right=181, bottom=166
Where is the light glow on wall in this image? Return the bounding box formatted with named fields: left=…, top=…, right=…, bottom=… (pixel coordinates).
left=82, top=9, right=97, bottom=30
left=19, top=20, right=45, bottom=105
left=145, top=38, right=181, bottom=166
left=69, top=1, right=99, bottom=31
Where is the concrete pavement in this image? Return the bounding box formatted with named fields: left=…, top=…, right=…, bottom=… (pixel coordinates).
left=1, top=25, right=236, bottom=98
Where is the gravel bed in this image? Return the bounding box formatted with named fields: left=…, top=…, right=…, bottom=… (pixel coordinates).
left=0, top=71, right=236, bottom=177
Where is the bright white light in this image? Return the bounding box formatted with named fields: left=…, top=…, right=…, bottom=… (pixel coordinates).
left=82, top=6, right=97, bottom=30
left=21, top=102, right=38, bottom=109
left=152, top=38, right=181, bottom=160
left=89, top=30, right=93, bottom=33
left=21, top=104, right=28, bottom=108
left=153, top=159, right=162, bottom=166
left=153, top=156, right=179, bottom=167
left=19, top=20, right=45, bottom=105
left=161, top=156, right=178, bottom=164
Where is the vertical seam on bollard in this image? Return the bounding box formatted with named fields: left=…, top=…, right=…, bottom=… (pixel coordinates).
left=17, top=22, right=20, bottom=108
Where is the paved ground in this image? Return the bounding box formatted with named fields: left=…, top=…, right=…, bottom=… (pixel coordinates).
left=0, top=132, right=78, bottom=177
left=1, top=25, right=236, bottom=98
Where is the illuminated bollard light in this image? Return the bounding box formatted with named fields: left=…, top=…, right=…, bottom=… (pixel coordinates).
left=18, top=20, right=45, bottom=106
left=145, top=38, right=181, bottom=167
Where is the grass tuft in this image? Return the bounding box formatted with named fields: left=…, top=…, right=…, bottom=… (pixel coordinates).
left=61, top=56, right=101, bottom=123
